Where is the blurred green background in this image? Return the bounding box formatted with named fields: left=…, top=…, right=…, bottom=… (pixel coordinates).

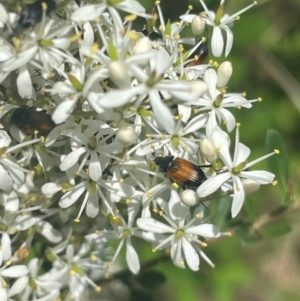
left=128, top=0, right=300, bottom=301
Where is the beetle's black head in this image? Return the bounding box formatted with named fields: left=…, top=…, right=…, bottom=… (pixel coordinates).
left=154, top=156, right=174, bottom=173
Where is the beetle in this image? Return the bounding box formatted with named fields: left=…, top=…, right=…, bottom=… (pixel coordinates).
left=154, top=155, right=207, bottom=190
left=186, top=39, right=209, bottom=67
left=10, top=0, right=56, bottom=37
left=11, top=106, right=56, bottom=137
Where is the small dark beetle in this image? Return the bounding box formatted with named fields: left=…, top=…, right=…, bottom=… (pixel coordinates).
left=154, top=155, right=207, bottom=190
left=186, top=39, right=209, bottom=67
left=11, top=106, right=56, bottom=137
left=11, top=0, right=56, bottom=37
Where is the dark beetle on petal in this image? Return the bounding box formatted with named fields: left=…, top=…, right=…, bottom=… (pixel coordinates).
left=186, top=39, right=209, bottom=67
left=154, top=155, right=207, bottom=190
left=11, top=0, right=56, bottom=37
left=11, top=106, right=56, bottom=137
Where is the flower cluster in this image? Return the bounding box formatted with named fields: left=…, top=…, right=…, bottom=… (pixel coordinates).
left=0, top=0, right=276, bottom=300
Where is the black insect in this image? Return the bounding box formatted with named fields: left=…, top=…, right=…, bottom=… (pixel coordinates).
left=11, top=0, right=56, bottom=37
left=186, top=39, right=209, bottom=67
left=11, top=106, right=56, bottom=137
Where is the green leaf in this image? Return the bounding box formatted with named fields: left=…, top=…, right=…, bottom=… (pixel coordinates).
left=264, top=222, right=292, bottom=237
left=137, top=270, right=166, bottom=289
left=266, top=129, right=291, bottom=204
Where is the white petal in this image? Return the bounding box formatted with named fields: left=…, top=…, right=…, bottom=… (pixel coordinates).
left=179, top=14, right=197, bottom=23
left=0, top=164, right=13, bottom=191
left=240, top=170, right=275, bottom=184
left=86, top=192, right=99, bottom=218
left=89, top=152, right=102, bottom=182
left=37, top=221, right=62, bottom=243
left=16, top=66, right=33, bottom=98
left=71, top=5, right=104, bottom=23
left=233, top=142, right=250, bottom=165
left=231, top=178, right=245, bottom=218
left=52, top=99, right=77, bottom=124
left=3, top=46, right=38, bottom=72
left=1, top=233, right=11, bottom=261
left=126, top=239, right=140, bottom=274
left=42, top=183, right=62, bottom=195
left=59, top=185, right=85, bottom=208
left=197, top=172, right=231, bottom=197
left=224, top=26, right=234, bottom=57
left=4, top=190, right=19, bottom=212
left=149, top=90, right=175, bottom=134
left=103, top=182, right=135, bottom=197
left=99, top=86, right=144, bottom=108
left=1, top=265, right=28, bottom=277
left=218, top=108, right=236, bottom=133
left=8, top=275, right=28, bottom=297
left=0, top=286, right=7, bottom=300
left=135, top=139, right=169, bottom=156
left=59, top=147, right=86, bottom=171
left=186, top=224, right=220, bottom=237
left=137, top=218, right=174, bottom=233
left=182, top=237, right=199, bottom=271
left=211, top=26, right=224, bottom=57
left=184, top=114, right=208, bottom=134
left=0, top=45, right=13, bottom=62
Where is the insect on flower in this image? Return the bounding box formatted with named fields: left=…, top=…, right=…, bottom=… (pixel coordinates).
left=154, top=155, right=208, bottom=190
left=11, top=106, right=56, bottom=137
left=186, top=38, right=209, bottom=67
left=10, top=0, right=56, bottom=37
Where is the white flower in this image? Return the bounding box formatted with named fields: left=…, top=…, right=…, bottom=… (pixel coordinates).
left=199, top=0, right=256, bottom=57
left=197, top=126, right=276, bottom=217
left=59, top=119, right=122, bottom=181
left=137, top=212, right=220, bottom=271
left=195, top=68, right=256, bottom=136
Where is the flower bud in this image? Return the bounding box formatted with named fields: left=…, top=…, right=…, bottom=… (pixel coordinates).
left=109, top=61, right=131, bottom=89
left=199, top=138, right=217, bottom=162
left=132, top=37, right=151, bottom=54
left=217, top=61, right=233, bottom=87
left=180, top=189, right=199, bottom=206
left=191, top=16, right=205, bottom=36
left=242, top=179, right=260, bottom=195
left=190, top=80, right=207, bottom=98
left=116, top=126, right=137, bottom=147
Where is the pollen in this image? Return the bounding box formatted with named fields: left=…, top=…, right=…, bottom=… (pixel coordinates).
left=258, top=97, right=262, bottom=102
left=90, top=254, right=97, bottom=261
left=95, top=286, right=102, bottom=292
left=274, top=149, right=280, bottom=154
left=172, top=182, right=179, bottom=189
left=124, top=14, right=137, bottom=22
left=74, top=218, right=80, bottom=223
left=188, top=5, right=193, bottom=10
left=91, top=43, right=99, bottom=54
left=272, top=180, right=278, bottom=186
